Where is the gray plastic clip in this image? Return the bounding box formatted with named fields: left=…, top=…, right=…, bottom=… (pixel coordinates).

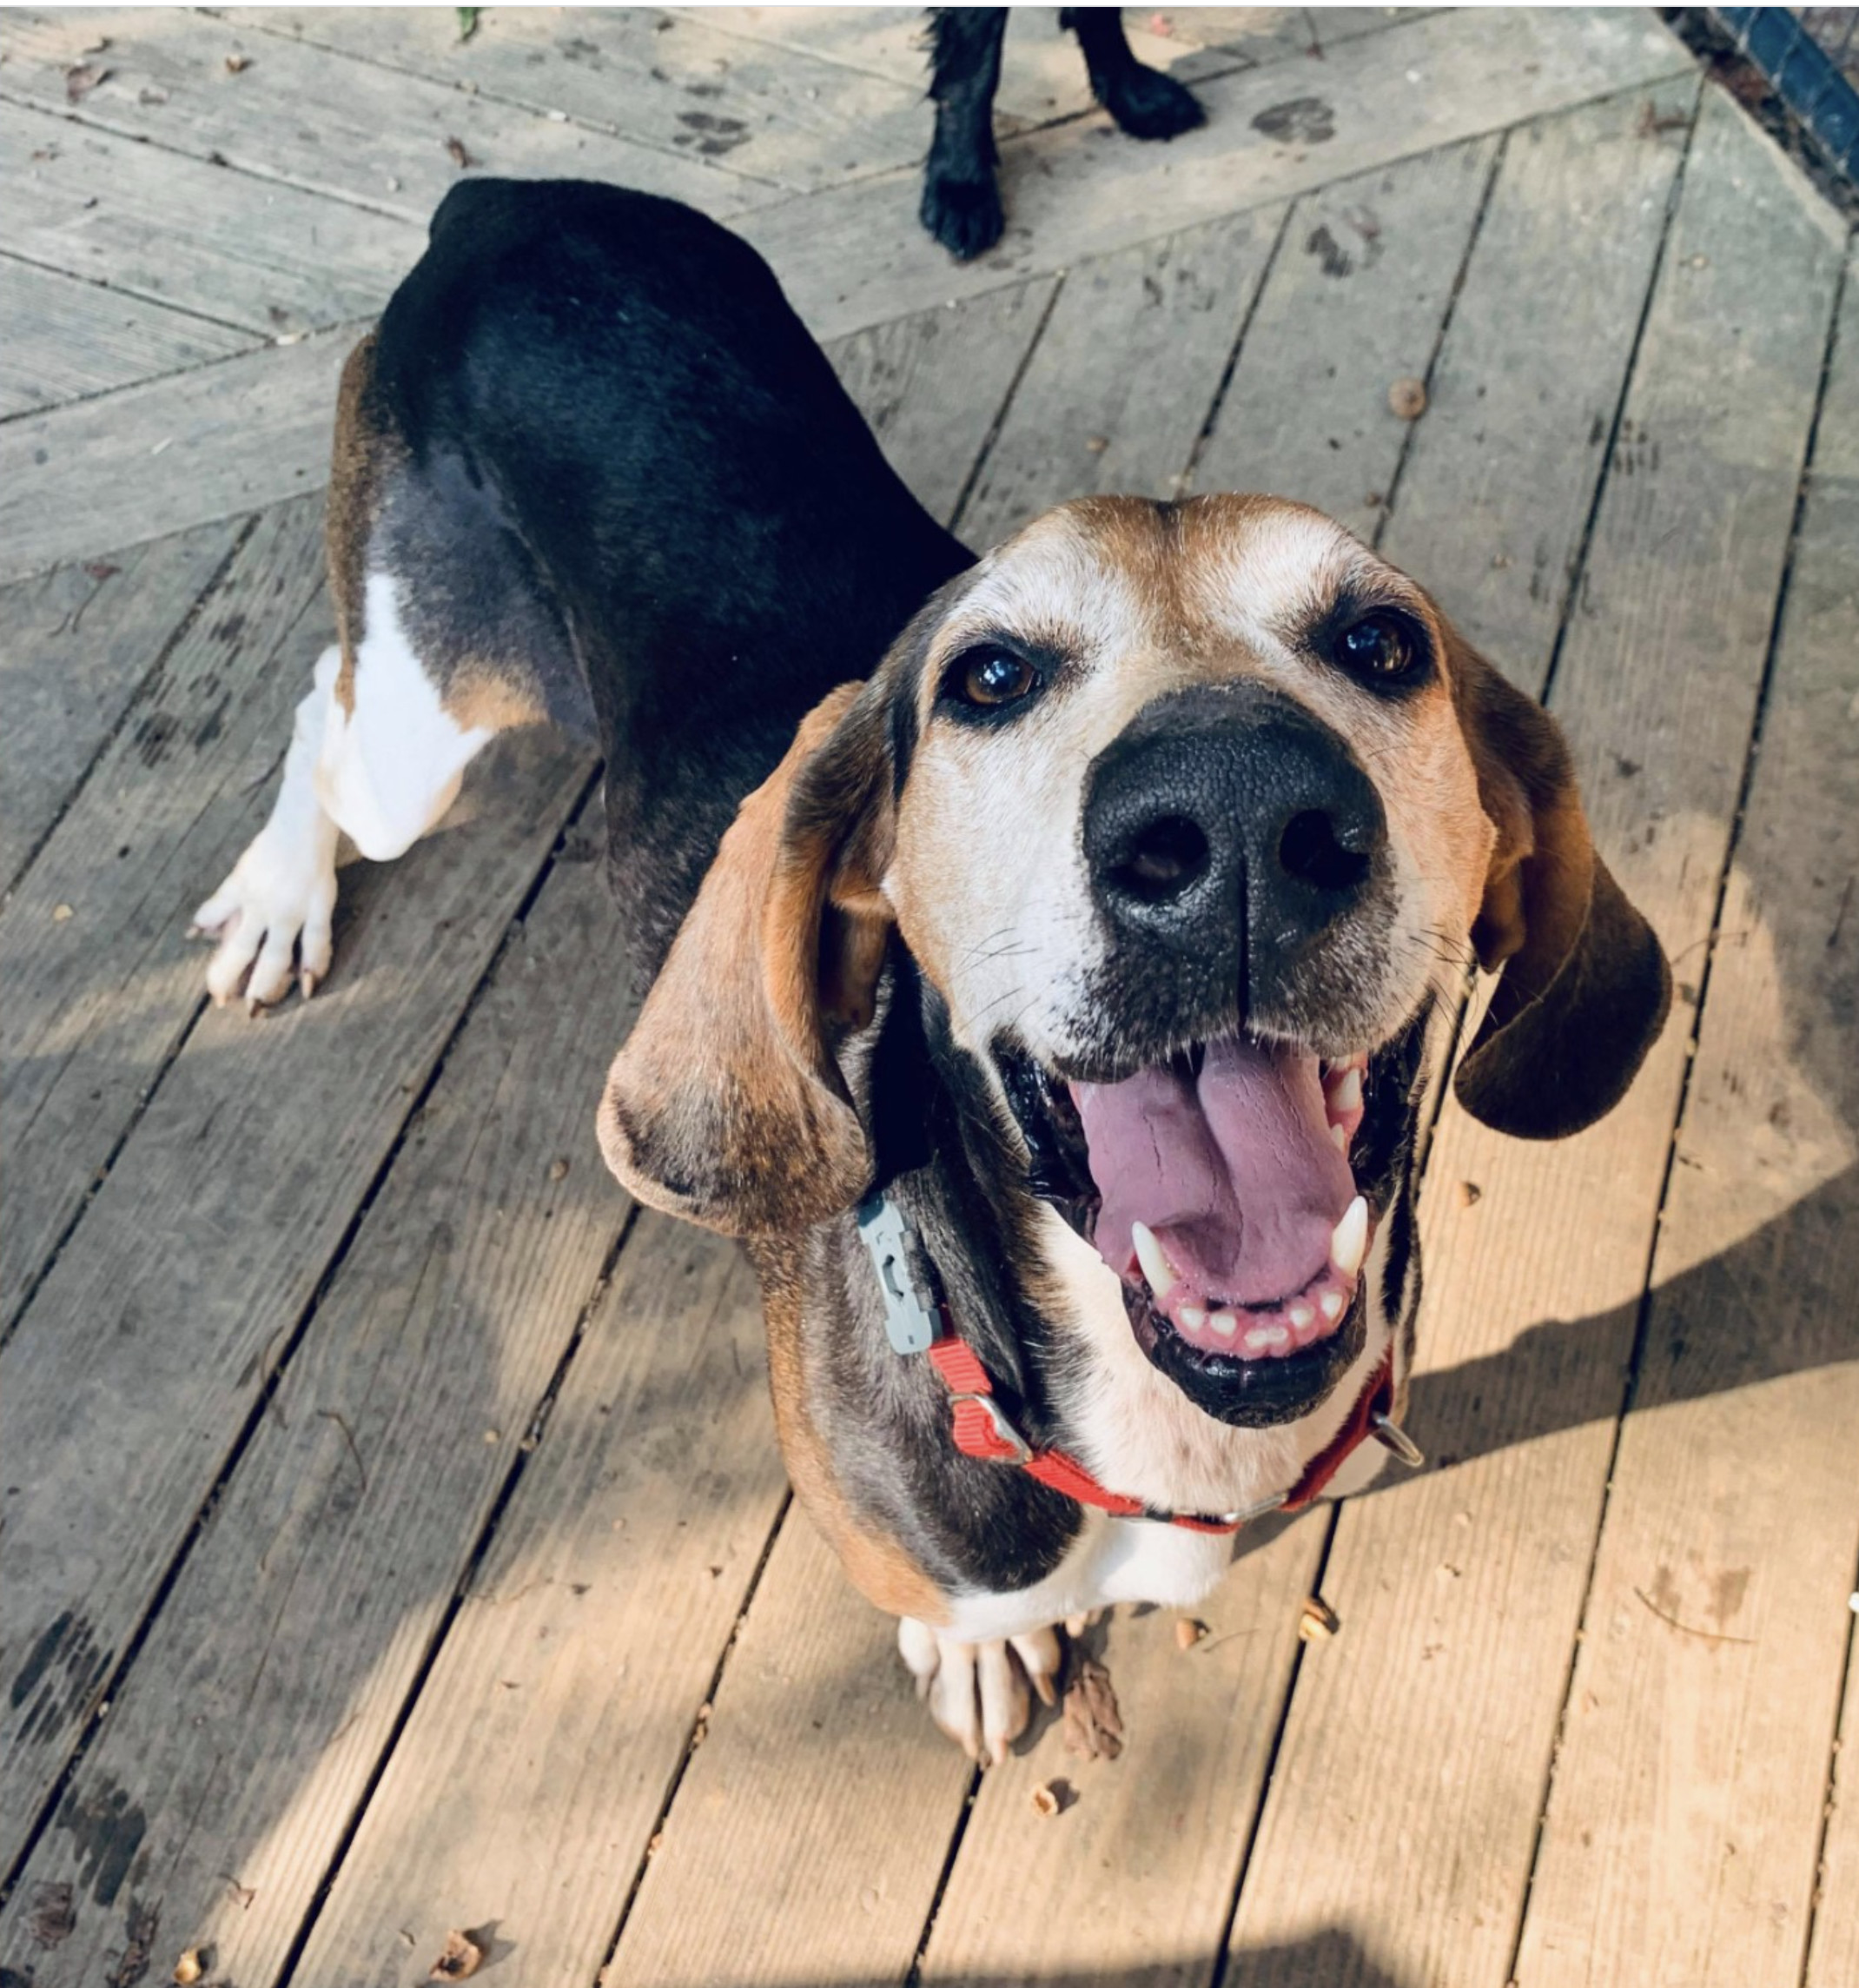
left=855, top=1192, right=939, bottom=1355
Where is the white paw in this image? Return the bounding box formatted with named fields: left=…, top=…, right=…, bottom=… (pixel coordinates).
left=897, top=1617, right=1062, bottom=1766
left=191, top=823, right=338, bottom=1012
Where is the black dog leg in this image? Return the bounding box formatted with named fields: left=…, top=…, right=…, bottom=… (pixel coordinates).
left=1061, top=8, right=1205, bottom=140
left=922, top=8, right=1009, bottom=260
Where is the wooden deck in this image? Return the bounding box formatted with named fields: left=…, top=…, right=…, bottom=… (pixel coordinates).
left=2, top=9, right=1856, bottom=1986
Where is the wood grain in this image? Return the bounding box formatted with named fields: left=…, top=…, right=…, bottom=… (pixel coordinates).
left=225, top=3, right=926, bottom=197
left=1515, top=215, right=1856, bottom=1988
left=0, top=856, right=638, bottom=1988
left=0, top=255, right=255, bottom=419
left=958, top=206, right=1283, bottom=548
left=920, top=1516, right=1324, bottom=1988
left=288, top=1218, right=788, bottom=1988
left=1227, top=85, right=1844, bottom=1988
left=603, top=1511, right=975, bottom=1988
left=1189, top=134, right=1499, bottom=540
left=0, top=515, right=242, bottom=893
left=0, top=707, right=593, bottom=1873
left=829, top=275, right=1059, bottom=531
left=1378, top=77, right=1698, bottom=672
left=738, top=7, right=1693, bottom=341
left=0, top=327, right=355, bottom=584
left=1, top=498, right=327, bottom=1335
left=1, top=97, right=420, bottom=333
left=0, top=10, right=762, bottom=224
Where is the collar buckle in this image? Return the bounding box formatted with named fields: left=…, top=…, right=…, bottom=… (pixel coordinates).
left=855, top=1191, right=938, bottom=1355
left=1370, top=1410, right=1426, bottom=1470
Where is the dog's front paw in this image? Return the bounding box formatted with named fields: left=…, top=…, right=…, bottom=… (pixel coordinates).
left=1102, top=67, right=1206, bottom=142
left=897, top=1617, right=1062, bottom=1765
left=920, top=172, right=1006, bottom=261
left=190, top=824, right=338, bottom=1012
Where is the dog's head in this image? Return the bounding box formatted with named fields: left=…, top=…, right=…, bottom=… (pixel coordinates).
left=599, top=496, right=1670, bottom=1426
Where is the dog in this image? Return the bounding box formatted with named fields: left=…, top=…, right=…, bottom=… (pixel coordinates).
left=193, top=181, right=1671, bottom=1763
left=921, top=8, right=1206, bottom=258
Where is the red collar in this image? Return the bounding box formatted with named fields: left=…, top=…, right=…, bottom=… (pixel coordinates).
left=925, top=1332, right=1400, bottom=1534
left=855, top=1189, right=1421, bottom=1535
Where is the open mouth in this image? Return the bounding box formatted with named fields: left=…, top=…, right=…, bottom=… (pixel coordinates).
left=1000, top=1032, right=1384, bottom=1425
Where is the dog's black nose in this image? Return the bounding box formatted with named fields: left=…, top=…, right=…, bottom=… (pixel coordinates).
left=1083, top=684, right=1386, bottom=998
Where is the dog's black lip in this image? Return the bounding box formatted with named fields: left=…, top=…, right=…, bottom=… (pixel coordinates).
left=1123, top=1274, right=1369, bottom=1428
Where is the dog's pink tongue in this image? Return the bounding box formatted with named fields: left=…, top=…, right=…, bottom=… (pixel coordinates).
left=1073, top=1037, right=1353, bottom=1307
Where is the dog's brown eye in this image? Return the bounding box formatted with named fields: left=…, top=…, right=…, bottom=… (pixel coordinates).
left=1337, top=613, right=1416, bottom=680
left=958, top=648, right=1038, bottom=707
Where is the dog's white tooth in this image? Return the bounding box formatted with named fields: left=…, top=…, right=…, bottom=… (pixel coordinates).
left=1330, top=1195, right=1369, bottom=1278
left=1288, top=1301, right=1315, bottom=1329
left=1319, top=1287, right=1345, bottom=1322
left=1328, top=1066, right=1363, bottom=1114
left=1330, top=1123, right=1347, bottom=1150
left=1209, top=1309, right=1239, bottom=1340
left=1266, top=1324, right=1292, bottom=1350
left=1180, top=1305, right=1207, bottom=1330
left=1130, top=1221, right=1176, bottom=1302
left=1244, top=1326, right=1273, bottom=1353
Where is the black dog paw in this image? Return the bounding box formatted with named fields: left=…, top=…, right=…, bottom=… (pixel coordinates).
left=1102, top=66, right=1206, bottom=142
left=921, top=173, right=1006, bottom=261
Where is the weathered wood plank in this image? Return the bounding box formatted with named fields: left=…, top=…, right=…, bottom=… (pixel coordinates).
left=959, top=205, right=1284, bottom=549
left=0, top=708, right=592, bottom=1874
left=0, top=10, right=764, bottom=224
left=1378, top=78, right=1697, bottom=672
left=1809, top=1627, right=1859, bottom=1988
left=695, top=5, right=1205, bottom=125
left=287, top=1218, right=786, bottom=1988
left=0, top=499, right=327, bottom=1335
left=605, top=1511, right=974, bottom=1988
left=919, top=1517, right=1324, bottom=1986
left=1188, top=135, right=1498, bottom=540
left=1515, top=229, right=1858, bottom=1988
left=1, top=98, right=419, bottom=334
left=738, top=7, right=1692, bottom=341
left=0, top=853, right=652, bottom=1988
left=1225, top=86, right=1844, bottom=1988
left=830, top=275, right=1059, bottom=529
left=0, top=516, right=242, bottom=893
left=0, top=255, right=255, bottom=419
left=0, top=328, right=354, bottom=585
left=0, top=11, right=1691, bottom=581
left=254, top=279, right=1051, bottom=1988
left=225, top=4, right=928, bottom=196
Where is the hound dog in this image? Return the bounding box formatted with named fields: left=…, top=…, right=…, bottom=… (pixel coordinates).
left=193, top=181, right=1671, bottom=1764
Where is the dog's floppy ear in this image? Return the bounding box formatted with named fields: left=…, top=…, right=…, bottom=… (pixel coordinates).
left=1448, top=629, right=1672, bottom=1139
left=598, top=680, right=896, bottom=1236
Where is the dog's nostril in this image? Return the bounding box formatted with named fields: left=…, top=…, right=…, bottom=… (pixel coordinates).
left=1278, top=809, right=1373, bottom=896
left=1112, top=815, right=1210, bottom=905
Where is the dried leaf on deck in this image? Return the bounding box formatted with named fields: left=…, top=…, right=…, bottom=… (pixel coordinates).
left=65, top=63, right=110, bottom=102
left=430, top=1927, right=487, bottom=1979
left=1062, top=1655, right=1124, bottom=1760
left=446, top=136, right=476, bottom=169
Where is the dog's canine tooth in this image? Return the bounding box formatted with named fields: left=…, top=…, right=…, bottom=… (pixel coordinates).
left=1130, top=1220, right=1176, bottom=1302
left=1327, top=1066, right=1364, bottom=1114
left=1330, top=1195, right=1369, bottom=1277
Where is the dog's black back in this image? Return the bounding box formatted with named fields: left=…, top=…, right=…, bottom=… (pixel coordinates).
left=367, top=180, right=969, bottom=970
